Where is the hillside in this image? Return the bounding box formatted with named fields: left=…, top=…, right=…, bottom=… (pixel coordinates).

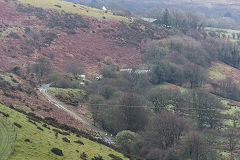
left=0, top=68, right=133, bottom=159
left=71, top=0, right=240, bottom=15
left=2, top=0, right=240, bottom=159
left=0, top=0, right=167, bottom=73
left=0, top=0, right=170, bottom=159
left=0, top=104, right=128, bottom=159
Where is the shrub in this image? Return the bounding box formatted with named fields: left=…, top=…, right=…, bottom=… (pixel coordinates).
left=55, top=92, right=79, bottom=106
left=67, top=63, right=83, bottom=76
left=51, top=148, right=64, bottom=156
left=180, top=131, right=217, bottom=160
left=32, top=58, right=51, bottom=77
left=80, top=152, right=87, bottom=160
left=116, top=130, right=138, bottom=153
left=108, top=154, right=123, bottom=160
left=13, top=122, right=22, bottom=128
left=92, top=155, right=104, bottom=160
left=37, top=126, right=43, bottom=131
left=101, top=67, right=117, bottom=78
left=100, top=85, right=116, bottom=99
left=62, top=137, right=70, bottom=143
left=74, top=140, right=84, bottom=145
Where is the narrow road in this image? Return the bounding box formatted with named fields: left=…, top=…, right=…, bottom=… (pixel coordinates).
left=39, top=84, right=115, bottom=145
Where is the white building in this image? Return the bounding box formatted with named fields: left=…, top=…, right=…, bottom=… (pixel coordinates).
left=102, top=6, right=107, bottom=11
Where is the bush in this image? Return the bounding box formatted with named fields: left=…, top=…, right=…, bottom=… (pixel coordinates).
left=13, top=122, right=22, bottom=128
left=92, top=156, right=104, bottom=160
left=101, top=67, right=117, bottom=78
left=100, top=85, right=116, bottom=99
left=51, top=148, right=64, bottom=156
left=62, top=137, right=70, bottom=143
left=116, top=130, right=138, bottom=153
left=180, top=131, right=217, bottom=160
left=149, top=61, right=169, bottom=84
left=74, top=140, right=84, bottom=145
left=80, top=152, right=87, bottom=160
left=67, top=63, right=83, bottom=76
left=139, top=111, right=188, bottom=159
left=32, top=58, right=51, bottom=77
left=55, top=92, right=79, bottom=106
left=108, top=154, right=123, bottom=160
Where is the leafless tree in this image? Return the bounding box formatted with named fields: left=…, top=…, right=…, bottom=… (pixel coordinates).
left=225, top=128, right=240, bottom=160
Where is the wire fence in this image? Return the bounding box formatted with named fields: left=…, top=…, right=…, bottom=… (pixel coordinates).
left=0, top=115, right=17, bottom=160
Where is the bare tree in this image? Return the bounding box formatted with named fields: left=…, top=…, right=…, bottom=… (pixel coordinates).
left=232, top=33, right=236, bottom=39
left=32, top=58, right=51, bottom=77
left=143, top=111, right=188, bottom=150
left=180, top=131, right=216, bottom=160
left=67, top=63, right=83, bottom=76
left=225, top=128, right=240, bottom=160
left=118, top=93, right=149, bottom=132
left=191, top=90, right=221, bottom=129
left=184, top=64, right=206, bottom=88
left=148, top=88, right=184, bottom=113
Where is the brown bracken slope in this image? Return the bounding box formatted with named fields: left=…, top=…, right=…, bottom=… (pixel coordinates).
left=0, top=0, right=168, bottom=130
left=0, top=0, right=168, bottom=73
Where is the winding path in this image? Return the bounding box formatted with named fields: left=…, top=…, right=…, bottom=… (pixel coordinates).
left=39, top=84, right=115, bottom=144
left=0, top=117, right=16, bottom=160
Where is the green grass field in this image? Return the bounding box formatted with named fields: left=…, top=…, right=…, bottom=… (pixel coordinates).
left=16, top=0, right=130, bottom=22
left=208, top=62, right=226, bottom=81
left=0, top=104, right=128, bottom=160
left=0, top=116, right=16, bottom=160
left=205, top=27, right=240, bottom=42
left=47, top=87, right=87, bottom=103
left=0, top=73, right=22, bottom=85
left=157, top=83, right=188, bottom=93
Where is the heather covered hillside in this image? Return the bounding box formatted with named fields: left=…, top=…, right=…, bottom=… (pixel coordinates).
left=1, top=0, right=240, bottom=160
left=0, top=0, right=168, bottom=73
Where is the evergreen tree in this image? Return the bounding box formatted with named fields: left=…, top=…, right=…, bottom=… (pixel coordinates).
left=162, top=8, right=170, bottom=26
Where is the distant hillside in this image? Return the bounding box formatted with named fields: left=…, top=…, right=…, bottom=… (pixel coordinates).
left=0, top=0, right=167, bottom=73
left=69, top=0, right=240, bottom=26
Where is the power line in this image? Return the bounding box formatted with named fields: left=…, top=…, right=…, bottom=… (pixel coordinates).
left=80, top=102, right=223, bottom=111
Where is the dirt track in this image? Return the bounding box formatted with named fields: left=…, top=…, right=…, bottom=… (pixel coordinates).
left=39, top=84, right=115, bottom=144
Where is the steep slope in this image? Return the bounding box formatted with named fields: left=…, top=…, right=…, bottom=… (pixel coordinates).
left=0, top=0, right=167, bottom=73
left=0, top=1, right=169, bottom=159
left=0, top=71, right=94, bottom=132
left=0, top=104, right=128, bottom=159
left=209, top=62, right=240, bottom=83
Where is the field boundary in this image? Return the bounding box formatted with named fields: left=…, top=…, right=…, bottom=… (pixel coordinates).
left=0, top=115, right=17, bottom=160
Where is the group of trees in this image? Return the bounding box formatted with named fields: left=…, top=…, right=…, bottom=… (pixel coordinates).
left=32, top=58, right=52, bottom=77
left=86, top=67, right=223, bottom=159
left=24, top=6, right=240, bottom=160
left=151, top=7, right=239, bottom=31
left=143, top=30, right=240, bottom=93
left=154, top=9, right=205, bottom=33
left=144, top=35, right=211, bottom=88
left=89, top=90, right=149, bottom=134
left=212, top=78, right=240, bottom=101
left=30, top=57, right=84, bottom=88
